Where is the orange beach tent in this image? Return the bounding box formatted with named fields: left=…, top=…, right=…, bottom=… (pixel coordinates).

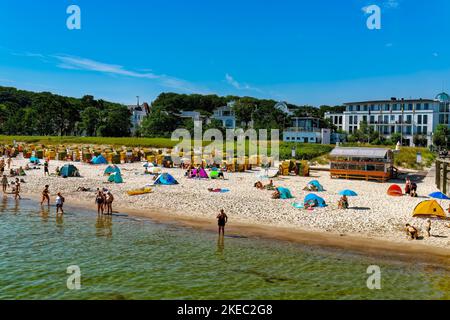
left=412, top=200, right=446, bottom=218
left=387, top=184, right=403, bottom=196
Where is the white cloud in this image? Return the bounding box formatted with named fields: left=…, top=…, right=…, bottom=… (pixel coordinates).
left=433, top=52, right=439, bottom=57
left=225, top=73, right=262, bottom=93
left=16, top=51, right=206, bottom=94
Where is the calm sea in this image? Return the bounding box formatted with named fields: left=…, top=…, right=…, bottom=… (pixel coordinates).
left=0, top=197, right=448, bottom=300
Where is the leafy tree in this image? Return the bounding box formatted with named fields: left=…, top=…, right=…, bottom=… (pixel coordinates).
left=433, top=124, right=449, bottom=148
left=233, top=100, right=256, bottom=129
left=141, top=107, right=179, bottom=138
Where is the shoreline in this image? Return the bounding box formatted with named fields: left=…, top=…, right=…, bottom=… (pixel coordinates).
left=22, top=191, right=450, bottom=269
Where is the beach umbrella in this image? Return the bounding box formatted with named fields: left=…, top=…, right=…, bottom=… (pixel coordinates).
left=339, top=189, right=358, bottom=197
left=428, top=192, right=450, bottom=200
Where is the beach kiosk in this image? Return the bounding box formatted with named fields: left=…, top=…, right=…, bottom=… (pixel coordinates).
left=329, top=147, right=396, bottom=182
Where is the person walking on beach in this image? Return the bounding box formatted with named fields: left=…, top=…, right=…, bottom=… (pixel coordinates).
left=43, top=161, right=49, bottom=176
left=56, top=192, right=65, bottom=215
left=217, top=209, right=228, bottom=236
left=1, top=174, right=8, bottom=193
left=14, top=182, right=21, bottom=200
left=6, top=156, right=12, bottom=170
left=425, top=219, right=432, bottom=237
left=0, top=159, right=5, bottom=176
left=40, top=185, right=50, bottom=206
left=95, top=189, right=105, bottom=215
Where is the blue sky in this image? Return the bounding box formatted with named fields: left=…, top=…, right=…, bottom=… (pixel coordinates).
left=0, top=0, right=449, bottom=106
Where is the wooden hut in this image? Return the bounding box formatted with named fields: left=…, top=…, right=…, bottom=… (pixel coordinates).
left=329, top=147, right=397, bottom=182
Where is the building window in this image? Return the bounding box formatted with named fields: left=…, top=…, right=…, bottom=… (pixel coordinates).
left=407, top=103, right=413, bottom=111
left=339, top=116, right=342, bottom=125
left=422, top=126, right=427, bottom=134
left=424, top=103, right=429, bottom=110
left=423, top=115, right=428, bottom=124
left=416, top=103, right=421, bottom=110
left=417, top=115, right=422, bottom=124
left=362, top=116, right=367, bottom=123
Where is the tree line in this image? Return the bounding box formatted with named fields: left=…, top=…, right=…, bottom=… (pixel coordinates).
left=0, top=86, right=132, bottom=137
left=140, top=92, right=345, bottom=137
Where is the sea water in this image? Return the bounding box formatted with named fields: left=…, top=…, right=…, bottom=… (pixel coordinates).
left=0, top=197, right=448, bottom=300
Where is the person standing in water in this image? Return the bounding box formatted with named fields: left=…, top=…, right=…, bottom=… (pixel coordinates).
left=1, top=174, right=8, bottom=193
left=217, top=209, right=228, bottom=236
left=41, top=185, right=50, bottom=206
left=14, top=178, right=21, bottom=200
left=56, top=192, right=65, bottom=215
left=95, top=189, right=105, bottom=215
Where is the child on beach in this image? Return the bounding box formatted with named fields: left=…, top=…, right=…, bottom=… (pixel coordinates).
left=217, top=209, right=228, bottom=236
left=41, top=185, right=50, bottom=206
left=56, top=192, right=65, bottom=215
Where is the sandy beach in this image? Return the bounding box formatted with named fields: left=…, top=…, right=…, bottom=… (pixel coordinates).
left=9, top=156, right=450, bottom=263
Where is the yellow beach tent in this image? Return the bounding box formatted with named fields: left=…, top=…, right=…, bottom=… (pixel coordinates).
left=412, top=200, right=446, bottom=218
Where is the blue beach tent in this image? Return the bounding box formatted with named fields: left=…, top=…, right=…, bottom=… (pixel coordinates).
left=29, top=156, right=40, bottom=164
left=60, top=164, right=79, bottom=177
left=304, top=193, right=327, bottom=207
left=429, top=192, right=450, bottom=200
left=91, top=155, right=108, bottom=165
left=154, top=173, right=179, bottom=185
left=308, top=180, right=324, bottom=191
left=108, top=171, right=123, bottom=183
left=277, top=187, right=294, bottom=199
left=104, top=165, right=120, bottom=175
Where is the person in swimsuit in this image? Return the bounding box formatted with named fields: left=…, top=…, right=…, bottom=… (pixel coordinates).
left=105, top=191, right=114, bottom=215
left=41, top=185, right=50, bottom=206
left=217, top=209, right=228, bottom=236
left=56, top=192, right=65, bottom=215
left=44, top=161, right=49, bottom=176
left=405, top=223, right=418, bottom=240
left=1, top=174, right=8, bottom=193
left=96, top=190, right=105, bottom=215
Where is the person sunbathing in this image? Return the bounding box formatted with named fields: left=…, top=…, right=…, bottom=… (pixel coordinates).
left=254, top=181, right=264, bottom=190
left=338, top=195, right=349, bottom=209
left=264, top=180, right=275, bottom=190
left=305, top=199, right=318, bottom=209
left=405, top=223, right=419, bottom=240
left=271, top=190, right=280, bottom=199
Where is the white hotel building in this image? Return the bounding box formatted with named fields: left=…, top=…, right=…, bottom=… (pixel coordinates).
left=325, top=93, right=450, bottom=147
